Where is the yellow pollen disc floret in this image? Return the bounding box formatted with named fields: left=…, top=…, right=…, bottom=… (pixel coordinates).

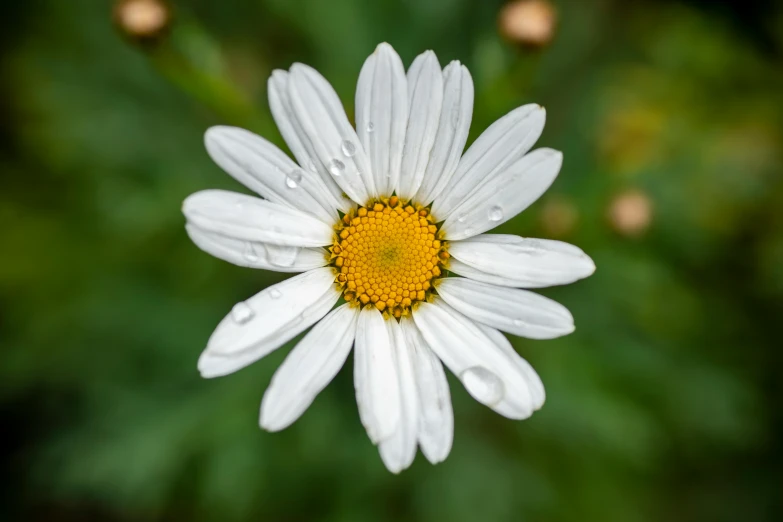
left=330, top=198, right=447, bottom=317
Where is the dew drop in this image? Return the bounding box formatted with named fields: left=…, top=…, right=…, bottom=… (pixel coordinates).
left=456, top=213, right=467, bottom=223
left=243, top=242, right=260, bottom=263
left=461, top=367, right=504, bottom=406
left=450, top=106, right=460, bottom=128
left=366, top=121, right=375, bottom=133
left=266, top=244, right=299, bottom=267
left=285, top=169, right=303, bottom=189
left=230, top=302, right=254, bottom=324
left=307, top=158, right=318, bottom=172
left=328, top=159, right=345, bottom=176
left=488, top=205, right=504, bottom=222
left=513, top=318, right=530, bottom=328
left=341, top=140, right=356, bottom=157
left=269, top=288, right=282, bottom=299
left=521, top=239, right=546, bottom=257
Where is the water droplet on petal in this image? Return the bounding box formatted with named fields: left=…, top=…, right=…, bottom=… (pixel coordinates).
left=328, top=159, right=345, bottom=176
left=461, top=366, right=504, bottom=406
left=265, top=244, right=299, bottom=267
left=450, top=107, right=460, bottom=128
left=243, top=242, right=260, bottom=263
left=513, top=318, right=530, bottom=328
left=230, top=302, right=254, bottom=324
left=285, top=168, right=303, bottom=189
left=456, top=213, right=467, bottom=223
left=366, top=121, right=375, bottom=133
left=341, top=140, right=356, bottom=157
left=269, top=288, right=282, bottom=299
left=488, top=205, right=504, bottom=222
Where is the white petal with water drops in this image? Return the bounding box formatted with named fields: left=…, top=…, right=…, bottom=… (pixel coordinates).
left=229, top=302, right=254, bottom=324
left=448, top=234, right=595, bottom=288
left=436, top=277, right=574, bottom=339
left=412, top=299, right=536, bottom=419
left=267, top=70, right=351, bottom=212
left=354, top=306, right=401, bottom=444
left=461, top=366, right=504, bottom=406
left=399, top=317, right=453, bottom=464
left=263, top=244, right=302, bottom=268
left=203, top=126, right=336, bottom=223
left=441, top=148, right=562, bottom=241
left=183, top=190, right=333, bottom=247
left=414, top=61, right=474, bottom=206
left=432, top=104, right=545, bottom=218
left=185, top=224, right=327, bottom=272
left=378, top=319, right=419, bottom=474
left=260, top=304, right=359, bottom=431
left=355, top=43, right=407, bottom=196
left=396, top=50, right=443, bottom=200
left=198, top=267, right=340, bottom=378
left=285, top=169, right=302, bottom=188
left=287, top=63, right=373, bottom=204
left=475, top=322, right=545, bottom=410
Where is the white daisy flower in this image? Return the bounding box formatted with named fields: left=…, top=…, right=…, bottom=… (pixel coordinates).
left=183, top=43, right=595, bottom=473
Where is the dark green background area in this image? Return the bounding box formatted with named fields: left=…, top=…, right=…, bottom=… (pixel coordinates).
left=1, top=0, right=782, bottom=521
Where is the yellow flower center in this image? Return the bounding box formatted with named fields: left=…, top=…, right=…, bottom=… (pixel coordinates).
left=331, top=196, right=449, bottom=318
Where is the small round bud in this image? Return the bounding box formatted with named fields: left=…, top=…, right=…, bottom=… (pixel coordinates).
left=609, top=190, right=653, bottom=237
left=115, top=0, right=171, bottom=43
left=499, top=0, right=557, bottom=48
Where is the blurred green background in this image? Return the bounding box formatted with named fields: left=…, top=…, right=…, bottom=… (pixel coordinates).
left=2, top=0, right=782, bottom=521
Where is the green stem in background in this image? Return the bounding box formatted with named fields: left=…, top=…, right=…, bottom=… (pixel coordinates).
left=142, top=14, right=272, bottom=134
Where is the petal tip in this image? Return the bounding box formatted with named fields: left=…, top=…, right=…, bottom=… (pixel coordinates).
left=259, top=409, right=284, bottom=433
left=376, top=42, right=395, bottom=54
left=197, top=356, right=221, bottom=379
left=204, top=125, right=233, bottom=144
left=288, top=62, right=312, bottom=77
left=181, top=192, right=202, bottom=215
left=584, top=255, right=597, bottom=276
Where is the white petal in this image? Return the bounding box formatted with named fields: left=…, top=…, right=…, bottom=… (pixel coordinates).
left=186, top=224, right=327, bottom=272
left=197, top=267, right=340, bottom=378
left=354, top=307, right=400, bottom=443
left=378, top=319, right=418, bottom=473
left=267, top=70, right=351, bottom=213
left=448, top=234, right=595, bottom=288
left=412, top=299, right=535, bottom=419
left=355, top=43, right=407, bottom=197
left=475, top=322, right=544, bottom=410
left=415, top=61, right=473, bottom=206
left=441, top=148, right=562, bottom=241
left=182, top=190, right=333, bottom=247
left=432, top=104, right=546, bottom=218
left=435, top=277, right=574, bottom=339
left=204, top=126, right=336, bottom=224
left=287, top=63, right=373, bottom=205
left=400, top=317, right=453, bottom=464
left=260, top=303, right=359, bottom=431
left=397, top=51, right=443, bottom=200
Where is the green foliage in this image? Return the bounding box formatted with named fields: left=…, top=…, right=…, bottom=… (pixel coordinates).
left=1, top=0, right=782, bottom=521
